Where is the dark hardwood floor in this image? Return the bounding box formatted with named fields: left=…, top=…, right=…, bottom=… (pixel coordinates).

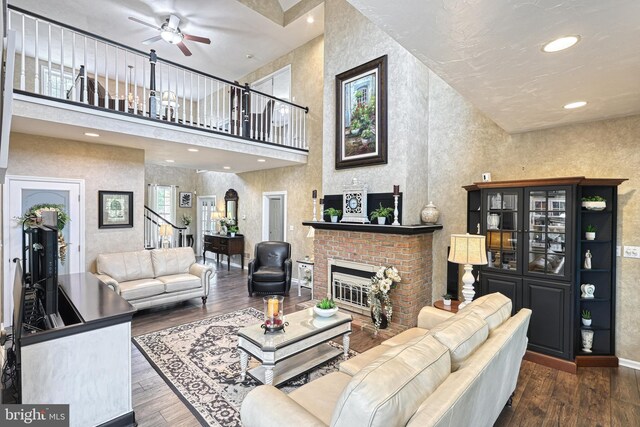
left=131, top=259, right=640, bottom=427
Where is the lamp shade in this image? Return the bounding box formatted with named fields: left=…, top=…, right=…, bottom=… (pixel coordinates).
left=162, top=91, right=177, bottom=107
left=448, top=233, right=488, bottom=265
left=210, top=210, right=221, bottom=220
left=159, top=224, right=173, bottom=237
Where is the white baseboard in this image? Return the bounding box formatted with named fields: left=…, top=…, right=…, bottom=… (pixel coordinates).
left=619, top=358, right=640, bottom=371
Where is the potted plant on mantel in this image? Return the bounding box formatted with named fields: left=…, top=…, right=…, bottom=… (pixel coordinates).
left=585, top=224, right=596, bottom=241
left=442, top=293, right=452, bottom=306
left=324, top=207, right=342, bottom=223
left=582, top=196, right=606, bottom=211
left=369, top=203, right=394, bottom=225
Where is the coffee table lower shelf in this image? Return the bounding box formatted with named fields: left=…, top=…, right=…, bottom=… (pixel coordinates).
left=246, top=343, right=342, bottom=387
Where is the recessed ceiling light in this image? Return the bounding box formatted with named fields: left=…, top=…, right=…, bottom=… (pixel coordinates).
left=84, top=132, right=100, bottom=137
left=542, top=35, right=580, bottom=53
left=257, top=158, right=266, bottom=162
left=188, top=148, right=199, bottom=152
left=306, top=16, right=314, bottom=24
left=563, top=101, right=587, bottom=109
left=166, top=159, right=175, bottom=163
left=223, top=166, right=231, bottom=170
left=246, top=54, right=254, bottom=59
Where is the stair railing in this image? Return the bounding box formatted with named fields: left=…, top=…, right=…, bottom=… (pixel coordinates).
left=144, top=206, right=187, bottom=249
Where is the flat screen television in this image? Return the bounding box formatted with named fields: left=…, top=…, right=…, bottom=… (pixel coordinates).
left=24, top=225, right=59, bottom=316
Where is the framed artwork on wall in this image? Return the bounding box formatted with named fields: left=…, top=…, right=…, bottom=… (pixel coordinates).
left=335, top=55, right=388, bottom=170
left=99, top=191, right=133, bottom=228
left=179, top=191, right=193, bottom=208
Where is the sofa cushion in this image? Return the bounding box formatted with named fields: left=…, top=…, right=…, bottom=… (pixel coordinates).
left=158, top=274, right=201, bottom=293
left=381, top=327, right=429, bottom=347
left=97, top=250, right=154, bottom=283
left=331, top=335, right=451, bottom=427
left=463, top=292, right=512, bottom=332
left=151, top=248, right=195, bottom=277
left=339, top=344, right=393, bottom=376
left=119, top=278, right=165, bottom=300
left=430, top=312, right=489, bottom=371
left=289, top=372, right=352, bottom=425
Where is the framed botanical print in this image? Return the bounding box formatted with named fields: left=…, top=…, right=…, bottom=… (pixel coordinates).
left=179, top=191, right=193, bottom=208
left=99, top=191, right=133, bottom=228
left=335, top=55, right=388, bottom=169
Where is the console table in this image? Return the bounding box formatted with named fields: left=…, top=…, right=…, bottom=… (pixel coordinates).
left=204, top=234, right=245, bottom=271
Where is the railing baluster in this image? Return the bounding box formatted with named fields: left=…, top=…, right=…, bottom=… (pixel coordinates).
left=182, top=69, right=186, bottom=123
left=104, top=43, right=108, bottom=106
left=94, top=39, right=98, bottom=106
left=303, top=108, right=307, bottom=148
left=175, top=66, right=179, bottom=123
left=196, top=74, right=200, bottom=127
left=82, top=37, right=88, bottom=104
left=47, top=23, right=52, bottom=96
left=114, top=47, right=119, bottom=110
left=134, top=56, right=139, bottom=114
left=60, top=28, right=65, bottom=100
left=189, top=72, right=193, bottom=125
left=34, top=18, right=39, bottom=94
left=142, top=55, right=146, bottom=115
left=216, top=81, right=220, bottom=130
left=71, top=32, right=75, bottom=101
left=20, top=14, right=25, bottom=90
left=203, top=77, right=207, bottom=128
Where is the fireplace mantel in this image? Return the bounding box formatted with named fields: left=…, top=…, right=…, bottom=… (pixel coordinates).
left=302, top=221, right=442, bottom=235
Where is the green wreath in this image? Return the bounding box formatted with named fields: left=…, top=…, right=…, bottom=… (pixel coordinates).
left=15, top=204, right=71, bottom=264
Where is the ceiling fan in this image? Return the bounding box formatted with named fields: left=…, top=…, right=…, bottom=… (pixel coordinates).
left=128, top=14, right=211, bottom=56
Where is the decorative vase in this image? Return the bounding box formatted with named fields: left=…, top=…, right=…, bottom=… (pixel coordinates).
left=377, top=217, right=386, bottom=225
left=220, top=225, right=227, bottom=235
left=488, top=214, right=500, bottom=230
left=585, top=232, right=596, bottom=240
left=331, top=216, right=338, bottom=223
left=582, top=318, right=592, bottom=326
left=581, top=329, right=594, bottom=352
left=581, top=284, right=595, bottom=299
left=370, top=309, right=388, bottom=330
left=230, top=232, right=236, bottom=237
left=421, top=201, right=440, bottom=224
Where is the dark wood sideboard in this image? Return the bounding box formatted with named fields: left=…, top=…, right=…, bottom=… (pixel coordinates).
left=204, top=234, right=245, bottom=271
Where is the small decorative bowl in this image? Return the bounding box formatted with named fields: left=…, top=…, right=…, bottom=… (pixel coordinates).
left=313, top=306, right=339, bottom=317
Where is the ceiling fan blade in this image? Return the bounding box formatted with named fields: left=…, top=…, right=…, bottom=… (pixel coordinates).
left=142, top=35, right=163, bottom=45
left=176, top=42, right=192, bottom=56
left=183, top=34, right=211, bottom=45
left=128, top=16, right=161, bottom=31
left=168, top=14, right=180, bottom=30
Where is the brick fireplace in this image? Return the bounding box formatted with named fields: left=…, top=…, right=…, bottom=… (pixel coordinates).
left=305, top=223, right=441, bottom=328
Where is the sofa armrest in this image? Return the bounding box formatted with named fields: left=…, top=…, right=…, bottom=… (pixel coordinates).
left=241, top=385, right=325, bottom=427
left=94, top=273, right=120, bottom=295
left=284, top=258, right=292, bottom=282
left=189, top=263, right=213, bottom=297
left=417, top=306, right=455, bottom=329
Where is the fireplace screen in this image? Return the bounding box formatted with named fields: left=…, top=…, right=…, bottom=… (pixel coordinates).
left=332, top=272, right=371, bottom=315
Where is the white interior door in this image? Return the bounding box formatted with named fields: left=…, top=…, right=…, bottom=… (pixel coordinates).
left=197, top=196, right=217, bottom=254
left=262, top=191, right=287, bottom=242
left=3, top=176, right=84, bottom=327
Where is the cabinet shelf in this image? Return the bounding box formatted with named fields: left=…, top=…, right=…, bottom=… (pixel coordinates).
left=580, top=240, right=611, bottom=244
left=580, top=269, right=610, bottom=273
left=580, top=298, right=609, bottom=302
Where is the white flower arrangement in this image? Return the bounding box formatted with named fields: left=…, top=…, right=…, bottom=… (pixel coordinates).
left=368, top=265, right=402, bottom=332
left=182, top=214, right=192, bottom=226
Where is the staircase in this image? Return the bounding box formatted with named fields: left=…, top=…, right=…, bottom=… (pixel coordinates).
left=144, top=206, right=188, bottom=249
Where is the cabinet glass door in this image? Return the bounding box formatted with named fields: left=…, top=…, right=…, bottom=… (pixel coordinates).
left=485, top=189, right=521, bottom=273
left=525, top=187, right=571, bottom=280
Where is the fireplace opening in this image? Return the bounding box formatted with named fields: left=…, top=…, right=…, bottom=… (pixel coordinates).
left=328, top=260, right=379, bottom=316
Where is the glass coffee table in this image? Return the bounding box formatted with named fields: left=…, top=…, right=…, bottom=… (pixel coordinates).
left=237, top=308, right=352, bottom=386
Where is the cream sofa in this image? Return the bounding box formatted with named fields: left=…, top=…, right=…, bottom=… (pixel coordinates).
left=95, top=247, right=213, bottom=310
left=241, top=293, right=532, bottom=427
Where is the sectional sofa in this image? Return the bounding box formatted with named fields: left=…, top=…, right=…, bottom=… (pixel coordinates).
left=241, top=293, right=531, bottom=427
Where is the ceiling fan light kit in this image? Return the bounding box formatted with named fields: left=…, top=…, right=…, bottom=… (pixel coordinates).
left=129, top=14, right=211, bottom=56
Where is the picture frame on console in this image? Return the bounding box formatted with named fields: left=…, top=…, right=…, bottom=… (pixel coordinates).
left=335, top=55, right=388, bottom=169
left=99, top=191, right=133, bottom=228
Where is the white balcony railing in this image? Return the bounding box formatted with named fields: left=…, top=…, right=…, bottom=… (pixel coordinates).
left=7, top=6, right=309, bottom=150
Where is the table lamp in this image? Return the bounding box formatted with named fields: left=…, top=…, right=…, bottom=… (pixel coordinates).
left=159, top=224, right=173, bottom=249
left=210, top=210, right=222, bottom=234
left=448, top=233, right=488, bottom=308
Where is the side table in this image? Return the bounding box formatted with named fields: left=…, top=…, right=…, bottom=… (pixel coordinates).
left=434, top=299, right=460, bottom=313
left=297, top=259, right=314, bottom=298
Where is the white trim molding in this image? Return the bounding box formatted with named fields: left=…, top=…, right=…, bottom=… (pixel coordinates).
left=261, top=191, right=288, bottom=242
left=619, top=358, right=640, bottom=371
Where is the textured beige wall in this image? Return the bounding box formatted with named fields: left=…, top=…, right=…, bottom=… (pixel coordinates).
left=323, top=0, right=430, bottom=223
left=145, top=164, right=198, bottom=228
left=198, top=35, right=323, bottom=266
left=427, top=72, right=640, bottom=361
left=6, top=133, right=145, bottom=272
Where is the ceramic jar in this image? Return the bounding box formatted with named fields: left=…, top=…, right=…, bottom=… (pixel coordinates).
left=421, top=201, right=440, bottom=224
left=581, top=329, right=594, bottom=352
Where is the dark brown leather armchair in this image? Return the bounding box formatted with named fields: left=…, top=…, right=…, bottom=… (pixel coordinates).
left=247, top=241, right=292, bottom=296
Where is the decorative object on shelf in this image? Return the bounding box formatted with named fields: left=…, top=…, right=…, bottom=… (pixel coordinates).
left=448, top=233, right=488, bottom=309
left=490, top=193, right=502, bottom=209
left=585, top=224, right=596, bottom=240
left=312, top=189, right=318, bottom=221
left=581, top=284, right=595, bottom=299
left=314, top=298, right=338, bottom=317
left=335, top=55, right=387, bottom=169
left=228, top=225, right=239, bottom=237
left=178, top=191, right=192, bottom=208
left=341, top=177, right=369, bottom=223
left=324, top=207, right=342, bottom=223
left=319, top=198, right=325, bottom=222
left=481, top=172, right=492, bottom=182
left=99, top=190, right=134, bottom=229
left=159, top=224, right=173, bottom=249
left=581, top=329, right=594, bottom=353
left=487, top=213, right=500, bottom=230
left=369, top=203, right=393, bottom=225
left=261, top=295, right=288, bottom=333
left=392, top=185, right=400, bottom=225
left=581, top=196, right=606, bottom=211
left=581, top=309, right=592, bottom=326
left=368, top=265, right=402, bottom=333
left=442, top=294, right=452, bottom=306
left=421, top=201, right=440, bottom=224
left=161, top=90, right=178, bottom=120
left=584, top=249, right=592, bottom=269
left=16, top=203, right=70, bottom=264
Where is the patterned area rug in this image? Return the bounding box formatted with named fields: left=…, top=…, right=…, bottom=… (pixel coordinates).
left=133, top=307, right=356, bottom=427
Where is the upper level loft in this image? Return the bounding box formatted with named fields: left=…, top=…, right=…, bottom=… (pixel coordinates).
left=4, top=6, right=310, bottom=172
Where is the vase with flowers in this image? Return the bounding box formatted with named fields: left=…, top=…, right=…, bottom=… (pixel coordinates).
left=219, top=217, right=235, bottom=235
left=368, top=265, right=402, bottom=333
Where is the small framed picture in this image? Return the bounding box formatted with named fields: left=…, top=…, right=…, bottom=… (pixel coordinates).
left=99, top=191, right=133, bottom=228
left=179, top=192, right=193, bottom=208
